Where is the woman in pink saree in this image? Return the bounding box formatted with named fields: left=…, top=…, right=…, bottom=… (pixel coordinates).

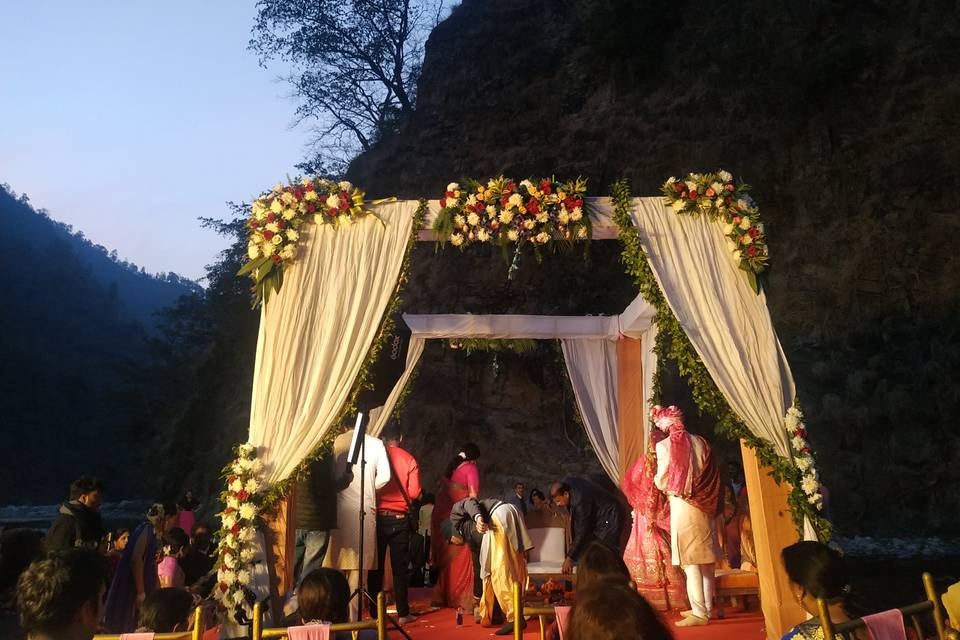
left=431, top=442, right=480, bottom=611
left=622, top=427, right=689, bottom=611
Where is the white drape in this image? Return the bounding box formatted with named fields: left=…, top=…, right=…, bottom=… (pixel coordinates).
left=560, top=338, right=621, bottom=482
left=402, top=313, right=621, bottom=339
left=630, top=197, right=796, bottom=457
left=367, top=336, right=426, bottom=438
left=248, top=201, right=417, bottom=483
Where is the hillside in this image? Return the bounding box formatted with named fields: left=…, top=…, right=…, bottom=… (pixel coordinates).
left=0, top=186, right=198, bottom=503
left=344, top=0, right=960, bottom=534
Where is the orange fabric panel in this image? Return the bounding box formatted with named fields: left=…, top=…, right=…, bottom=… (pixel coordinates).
left=617, top=337, right=646, bottom=484
left=739, top=441, right=806, bottom=639
left=262, top=490, right=295, bottom=621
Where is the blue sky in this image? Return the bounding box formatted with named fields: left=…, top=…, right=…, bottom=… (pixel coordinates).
left=0, top=1, right=309, bottom=281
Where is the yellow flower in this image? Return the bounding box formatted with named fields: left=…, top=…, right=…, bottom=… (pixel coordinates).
left=270, top=199, right=283, bottom=214
left=304, top=190, right=318, bottom=201
left=557, top=190, right=567, bottom=201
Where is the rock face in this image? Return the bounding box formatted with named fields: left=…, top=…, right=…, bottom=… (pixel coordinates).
left=349, top=0, right=960, bottom=534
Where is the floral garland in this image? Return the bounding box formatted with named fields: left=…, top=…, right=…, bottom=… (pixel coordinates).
left=785, top=403, right=825, bottom=510
left=213, top=443, right=264, bottom=623
left=433, top=176, right=590, bottom=248
left=238, top=177, right=381, bottom=306
left=661, top=170, right=769, bottom=292
left=611, top=178, right=831, bottom=541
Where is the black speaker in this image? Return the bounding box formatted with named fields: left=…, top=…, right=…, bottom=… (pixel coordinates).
left=355, top=313, right=411, bottom=412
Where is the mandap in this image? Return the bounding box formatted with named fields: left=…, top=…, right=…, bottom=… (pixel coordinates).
left=217, top=175, right=831, bottom=639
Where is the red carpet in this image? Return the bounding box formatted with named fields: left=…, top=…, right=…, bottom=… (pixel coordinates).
left=385, top=588, right=765, bottom=639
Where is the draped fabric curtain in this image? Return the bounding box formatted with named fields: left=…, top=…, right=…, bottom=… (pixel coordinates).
left=630, top=197, right=796, bottom=458
left=248, top=201, right=417, bottom=483
left=367, top=336, right=426, bottom=438
left=561, top=338, right=621, bottom=483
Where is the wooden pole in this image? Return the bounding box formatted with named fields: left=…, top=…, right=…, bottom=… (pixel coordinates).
left=616, top=336, right=646, bottom=483
left=740, top=441, right=807, bottom=638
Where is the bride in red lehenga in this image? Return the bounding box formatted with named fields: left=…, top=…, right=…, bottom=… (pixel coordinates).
left=622, top=427, right=689, bottom=611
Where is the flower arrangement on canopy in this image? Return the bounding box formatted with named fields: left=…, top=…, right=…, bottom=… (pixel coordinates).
left=661, top=170, right=769, bottom=292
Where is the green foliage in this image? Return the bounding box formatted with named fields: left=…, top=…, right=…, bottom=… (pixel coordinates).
left=446, top=338, right=538, bottom=354
left=610, top=179, right=832, bottom=541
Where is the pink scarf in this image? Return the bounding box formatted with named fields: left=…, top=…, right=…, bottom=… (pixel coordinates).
left=862, top=610, right=906, bottom=640
left=664, top=424, right=692, bottom=497
left=287, top=623, right=331, bottom=640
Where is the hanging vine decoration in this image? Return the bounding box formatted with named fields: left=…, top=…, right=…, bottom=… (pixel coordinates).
left=610, top=179, right=831, bottom=541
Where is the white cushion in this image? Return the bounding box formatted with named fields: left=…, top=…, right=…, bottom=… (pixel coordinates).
left=527, top=527, right=566, bottom=564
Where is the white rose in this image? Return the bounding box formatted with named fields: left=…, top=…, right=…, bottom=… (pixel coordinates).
left=450, top=233, right=464, bottom=246
left=536, top=212, right=549, bottom=223
left=498, top=210, right=514, bottom=224
left=338, top=181, right=353, bottom=192
left=507, top=229, right=519, bottom=241
left=236, top=570, right=251, bottom=585
left=466, top=212, right=480, bottom=226
left=535, top=231, right=550, bottom=244
left=723, top=223, right=735, bottom=235
left=239, top=503, right=257, bottom=521
left=739, top=217, right=752, bottom=230
left=685, top=180, right=698, bottom=192
left=247, top=243, right=259, bottom=260
left=570, top=207, right=583, bottom=221
left=285, top=229, right=299, bottom=242
left=446, top=182, right=460, bottom=193
left=718, top=170, right=732, bottom=182
left=326, top=194, right=341, bottom=210
left=508, top=193, right=523, bottom=208
left=523, top=219, right=535, bottom=230
left=477, top=229, right=490, bottom=242
left=270, top=199, right=283, bottom=214
left=272, top=234, right=282, bottom=246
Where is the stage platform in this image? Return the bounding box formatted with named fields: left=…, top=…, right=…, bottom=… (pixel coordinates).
left=387, top=588, right=766, bottom=639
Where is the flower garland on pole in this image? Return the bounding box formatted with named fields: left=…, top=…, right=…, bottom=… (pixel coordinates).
left=213, top=443, right=264, bottom=623
left=433, top=176, right=591, bottom=250
left=611, top=178, right=831, bottom=541
left=238, top=177, right=392, bottom=307
left=785, top=403, right=825, bottom=510
left=660, top=170, right=769, bottom=293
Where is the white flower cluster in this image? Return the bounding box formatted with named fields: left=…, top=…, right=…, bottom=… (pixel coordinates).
left=213, top=442, right=265, bottom=622
left=785, top=405, right=823, bottom=509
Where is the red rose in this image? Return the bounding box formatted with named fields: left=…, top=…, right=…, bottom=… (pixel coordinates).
left=236, top=490, right=250, bottom=502
left=574, top=197, right=583, bottom=209
left=491, top=221, right=500, bottom=230
left=272, top=255, right=282, bottom=264
left=505, top=181, right=516, bottom=192
left=439, top=198, right=447, bottom=208
left=294, top=187, right=304, bottom=199
left=305, top=183, right=315, bottom=192
left=231, top=523, right=241, bottom=535
left=445, top=190, right=456, bottom=199
left=228, top=476, right=236, bottom=483
left=278, top=220, right=287, bottom=229
left=540, top=179, right=552, bottom=194
left=748, top=246, right=758, bottom=257
left=802, top=447, right=810, bottom=454
left=527, top=198, right=540, bottom=213
left=705, top=187, right=716, bottom=197
left=563, top=196, right=576, bottom=209
left=249, top=220, right=259, bottom=229
left=283, top=186, right=291, bottom=193
left=688, top=190, right=698, bottom=200
left=306, top=203, right=316, bottom=213
left=266, top=212, right=275, bottom=223
left=749, top=227, right=759, bottom=238
left=732, top=216, right=741, bottom=224
left=339, top=199, right=349, bottom=210
left=220, top=583, right=229, bottom=593
left=674, top=182, right=686, bottom=193
left=500, top=195, right=510, bottom=207
left=328, top=208, right=338, bottom=216
left=724, top=196, right=732, bottom=204
left=725, top=184, right=735, bottom=192
left=263, top=230, right=274, bottom=240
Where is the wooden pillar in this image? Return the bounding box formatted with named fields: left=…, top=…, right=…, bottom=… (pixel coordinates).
left=616, top=336, right=646, bottom=484
left=740, top=441, right=807, bottom=639
left=263, top=491, right=296, bottom=623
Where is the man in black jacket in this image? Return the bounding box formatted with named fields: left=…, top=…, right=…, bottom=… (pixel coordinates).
left=46, top=476, right=104, bottom=553
left=293, top=454, right=352, bottom=589
left=550, top=476, right=625, bottom=575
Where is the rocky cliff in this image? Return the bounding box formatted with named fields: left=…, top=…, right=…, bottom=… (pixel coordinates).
left=349, top=0, right=960, bottom=534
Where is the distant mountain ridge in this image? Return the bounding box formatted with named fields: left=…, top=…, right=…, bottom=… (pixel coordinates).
left=2, top=185, right=199, bottom=327
left=0, top=184, right=198, bottom=503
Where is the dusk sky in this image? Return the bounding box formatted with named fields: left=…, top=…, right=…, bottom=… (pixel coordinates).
left=0, top=1, right=309, bottom=281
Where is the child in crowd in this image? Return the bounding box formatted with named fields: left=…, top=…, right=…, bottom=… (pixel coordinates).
left=158, top=527, right=189, bottom=588
left=297, top=568, right=376, bottom=639
left=138, top=587, right=195, bottom=633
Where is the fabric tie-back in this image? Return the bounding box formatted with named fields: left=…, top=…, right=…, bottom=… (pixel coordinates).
left=248, top=202, right=417, bottom=483
left=561, top=338, right=620, bottom=482
left=630, top=197, right=796, bottom=458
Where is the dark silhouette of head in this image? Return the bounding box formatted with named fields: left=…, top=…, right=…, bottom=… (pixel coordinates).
left=575, top=541, right=632, bottom=593
left=17, top=549, right=108, bottom=640
left=298, top=568, right=351, bottom=624
left=138, top=587, right=194, bottom=632
left=567, top=582, right=672, bottom=640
